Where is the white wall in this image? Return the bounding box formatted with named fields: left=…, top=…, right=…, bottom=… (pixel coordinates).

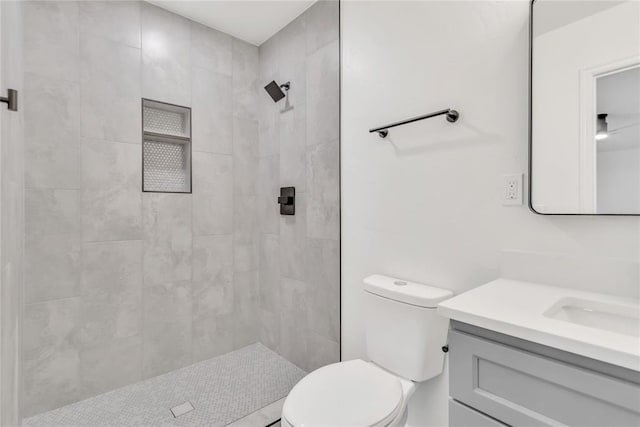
left=340, top=1, right=640, bottom=426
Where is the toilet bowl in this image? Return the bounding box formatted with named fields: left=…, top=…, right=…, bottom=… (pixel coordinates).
left=281, top=359, right=415, bottom=427
left=280, top=275, right=453, bottom=427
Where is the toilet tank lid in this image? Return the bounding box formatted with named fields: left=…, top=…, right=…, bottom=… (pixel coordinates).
left=363, top=275, right=453, bottom=308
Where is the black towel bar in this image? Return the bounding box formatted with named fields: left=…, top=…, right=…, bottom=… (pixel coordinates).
left=369, top=108, right=459, bottom=138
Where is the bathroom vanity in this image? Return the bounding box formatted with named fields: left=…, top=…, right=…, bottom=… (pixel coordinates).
left=438, top=279, right=640, bottom=427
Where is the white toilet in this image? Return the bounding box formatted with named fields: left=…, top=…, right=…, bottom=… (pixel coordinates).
left=281, top=274, right=453, bottom=427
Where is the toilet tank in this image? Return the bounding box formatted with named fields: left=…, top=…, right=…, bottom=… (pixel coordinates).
left=363, top=275, right=453, bottom=382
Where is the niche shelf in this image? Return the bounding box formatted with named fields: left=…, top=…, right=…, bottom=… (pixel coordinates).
left=142, top=99, right=192, bottom=193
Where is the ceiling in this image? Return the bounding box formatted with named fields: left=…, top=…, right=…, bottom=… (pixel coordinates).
left=146, top=0, right=316, bottom=46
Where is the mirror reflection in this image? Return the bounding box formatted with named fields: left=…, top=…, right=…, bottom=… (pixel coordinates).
left=531, top=0, right=640, bottom=214
left=595, top=66, right=640, bottom=213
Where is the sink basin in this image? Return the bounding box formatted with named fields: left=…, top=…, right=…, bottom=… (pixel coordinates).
left=438, top=279, right=640, bottom=370
left=544, top=297, right=640, bottom=337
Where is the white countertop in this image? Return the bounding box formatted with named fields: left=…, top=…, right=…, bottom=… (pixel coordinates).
left=437, top=279, right=640, bottom=371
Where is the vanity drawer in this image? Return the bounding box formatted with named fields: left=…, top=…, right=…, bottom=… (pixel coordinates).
left=449, top=398, right=507, bottom=427
left=449, top=329, right=640, bottom=427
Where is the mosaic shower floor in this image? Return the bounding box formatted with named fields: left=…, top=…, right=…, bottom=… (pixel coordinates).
left=24, top=343, right=305, bottom=427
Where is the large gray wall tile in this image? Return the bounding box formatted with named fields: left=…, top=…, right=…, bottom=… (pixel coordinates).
left=193, top=234, right=233, bottom=319
left=278, top=322, right=308, bottom=371
left=81, top=140, right=142, bottom=242
left=233, top=270, right=259, bottom=348
left=234, top=196, right=258, bottom=272
left=306, top=333, right=339, bottom=372
left=305, top=0, right=339, bottom=55
left=259, top=309, right=280, bottom=354
left=306, top=238, right=340, bottom=342
left=279, top=14, right=306, bottom=68
left=79, top=1, right=141, bottom=49
left=23, top=298, right=82, bottom=417
left=306, top=140, right=340, bottom=240
left=25, top=233, right=81, bottom=304
left=233, top=118, right=259, bottom=196
left=259, top=234, right=280, bottom=310
left=258, top=33, right=280, bottom=81
left=192, top=313, right=235, bottom=363
left=80, top=35, right=141, bottom=144
left=193, top=234, right=233, bottom=282
left=24, top=1, right=79, bottom=81
left=306, top=40, right=339, bottom=147
left=278, top=278, right=309, bottom=369
left=192, top=67, right=232, bottom=154
left=25, top=188, right=80, bottom=236
left=257, top=155, right=279, bottom=234
left=141, top=3, right=191, bottom=106
left=232, top=39, right=259, bottom=120
left=79, top=336, right=142, bottom=398
left=143, top=281, right=192, bottom=378
left=191, top=22, right=232, bottom=76
left=142, top=193, right=192, bottom=285
left=258, top=93, right=280, bottom=158
left=77, top=240, right=142, bottom=349
left=24, top=73, right=80, bottom=189
left=24, top=188, right=81, bottom=303
left=193, top=152, right=233, bottom=235
left=23, top=73, right=80, bottom=144
left=279, top=66, right=307, bottom=191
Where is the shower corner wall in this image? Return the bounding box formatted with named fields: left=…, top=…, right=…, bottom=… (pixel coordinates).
left=20, top=0, right=340, bottom=419
left=256, top=0, right=340, bottom=374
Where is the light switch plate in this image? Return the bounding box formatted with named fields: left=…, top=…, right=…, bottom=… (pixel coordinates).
left=502, top=173, right=523, bottom=206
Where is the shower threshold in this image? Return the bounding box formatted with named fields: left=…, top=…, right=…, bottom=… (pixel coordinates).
left=23, top=343, right=305, bottom=427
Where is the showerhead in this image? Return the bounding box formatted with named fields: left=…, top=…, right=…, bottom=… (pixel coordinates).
left=264, top=80, right=290, bottom=103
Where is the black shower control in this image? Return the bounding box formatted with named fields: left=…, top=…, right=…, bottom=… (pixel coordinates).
left=278, top=187, right=295, bottom=215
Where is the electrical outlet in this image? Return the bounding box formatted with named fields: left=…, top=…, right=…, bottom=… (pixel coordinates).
left=502, top=173, right=523, bottom=206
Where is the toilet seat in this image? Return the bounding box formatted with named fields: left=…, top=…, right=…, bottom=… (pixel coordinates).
left=282, top=359, right=405, bottom=427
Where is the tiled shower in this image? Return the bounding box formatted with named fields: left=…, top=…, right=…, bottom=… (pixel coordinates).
left=21, top=0, right=339, bottom=423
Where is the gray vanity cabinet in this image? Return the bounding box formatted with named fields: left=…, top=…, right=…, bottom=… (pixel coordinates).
left=449, top=399, right=507, bottom=427
left=448, top=322, right=640, bottom=427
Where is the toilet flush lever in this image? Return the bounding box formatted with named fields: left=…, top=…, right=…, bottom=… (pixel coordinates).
left=0, top=88, right=17, bottom=112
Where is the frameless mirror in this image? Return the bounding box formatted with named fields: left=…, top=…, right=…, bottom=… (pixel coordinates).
left=530, top=0, right=640, bottom=215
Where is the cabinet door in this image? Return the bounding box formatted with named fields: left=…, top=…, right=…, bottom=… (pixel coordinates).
left=449, top=399, right=507, bottom=427
left=449, top=330, right=640, bottom=426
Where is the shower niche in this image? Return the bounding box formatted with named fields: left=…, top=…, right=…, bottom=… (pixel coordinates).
left=142, top=99, right=192, bottom=193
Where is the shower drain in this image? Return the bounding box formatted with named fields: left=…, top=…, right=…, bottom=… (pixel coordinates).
left=170, top=401, right=195, bottom=418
